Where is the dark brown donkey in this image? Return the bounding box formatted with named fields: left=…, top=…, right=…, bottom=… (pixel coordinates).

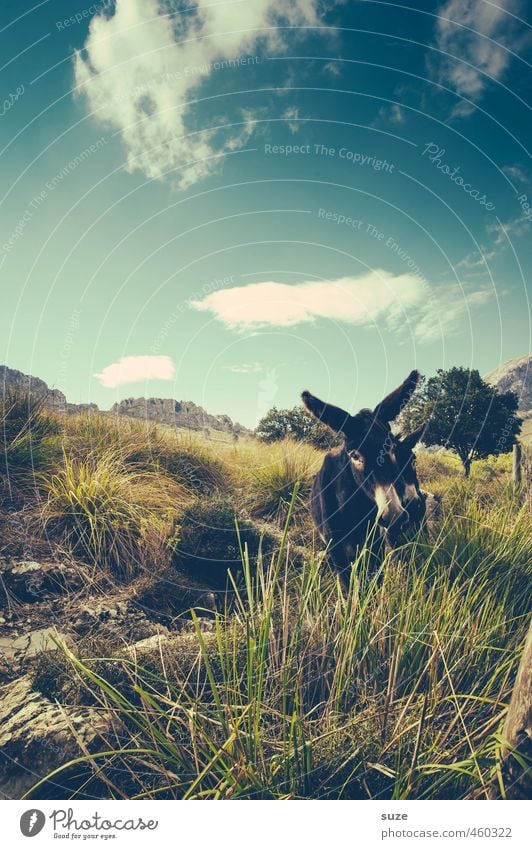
left=302, top=370, right=426, bottom=573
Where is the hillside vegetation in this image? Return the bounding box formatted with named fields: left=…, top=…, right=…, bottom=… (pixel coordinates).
left=0, top=398, right=530, bottom=800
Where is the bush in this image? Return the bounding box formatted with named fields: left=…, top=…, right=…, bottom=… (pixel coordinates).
left=173, top=496, right=282, bottom=590
left=245, top=439, right=318, bottom=523
left=0, top=390, right=62, bottom=502
left=256, top=405, right=339, bottom=449
left=41, top=449, right=187, bottom=579
left=31, top=486, right=531, bottom=800
left=64, top=416, right=233, bottom=498
left=129, top=434, right=232, bottom=497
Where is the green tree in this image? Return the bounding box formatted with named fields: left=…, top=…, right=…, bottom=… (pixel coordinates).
left=401, top=367, right=521, bottom=476
left=255, top=406, right=339, bottom=449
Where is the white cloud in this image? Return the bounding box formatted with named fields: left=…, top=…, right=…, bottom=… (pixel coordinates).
left=75, top=0, right=320, bottom=186
left=323, top=60, right=341, bottom=77
left=456, top=249, right=497, bottom=270
left=372, top=102, right=406, bottom=127
left=191, top=271, right=422, bottom=328
left=457, top=214, right=530, bottom=271
left=413, top=288, right=491, bottom=343
left=225, top=361, right=263, bottom=373
left=94, top=355, right=175, bottom=388
left=434, top=0, right=520, bottom=109
left=502, top=164, right=529, bottom=183
left=190, top=270, right=490, bottom=342
left=487, top=216, right=530, bottom=246
left=283, top=106, right=301, bottom=133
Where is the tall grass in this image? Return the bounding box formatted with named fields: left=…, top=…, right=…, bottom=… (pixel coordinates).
left=247, top=441, right=318, bottom=521
left=28, top=484, right=531, bottom=800
left=0, top=389, right=61, bottom=501
left=40, top=449, right=187, bottom=579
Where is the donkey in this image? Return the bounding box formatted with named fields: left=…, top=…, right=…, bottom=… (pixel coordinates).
left=302, top=370, right=426, bottom=573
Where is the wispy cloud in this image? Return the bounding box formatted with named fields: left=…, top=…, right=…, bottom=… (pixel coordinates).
left=433, top=0, right=521, bottom=113
left=191, top=271, right=490, bottom=342
left=75, top=0, right=321, bottom=186
left=191, top=271, right=422, bottom=328
left=487, top=216, right=530, bottom=246
left=323, top=60, right=341, bottom=77
left=502, top=164, right=529, bottom=184
left=282, top=106, right=301, bottom=133
left=456, top=249, right=497, bottom=271
left=225, top=361, right=263, bottom=373
left=457, top=214, right=530, bottom=270
left=94, top=355, right=175, bottom=388
left=373, top=103, right=405, bottom=126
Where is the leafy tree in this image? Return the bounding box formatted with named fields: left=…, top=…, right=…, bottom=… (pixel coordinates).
left=255, top=405, right=339, bottom=449
left=401, top=367, right=521, bottom=476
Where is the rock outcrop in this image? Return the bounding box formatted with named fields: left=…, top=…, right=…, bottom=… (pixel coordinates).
left=0, top=365, right=67, bottom=413
left=0, top=559, right=86, bottom=603
left=1, top=364, right=246, bottom=434
left=111, top=396, right=246, bottom=434
left=486, top=354, right=532, bottom=417
left=0, top=675, right=110, bottom=799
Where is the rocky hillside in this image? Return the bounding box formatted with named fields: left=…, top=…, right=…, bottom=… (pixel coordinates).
left=111, top=397, right=246, bottom=434
left=0, top=366, right=68, bottom=413
left=1, top=365, right=246, bottom=435
left=485, top=354, right=532, bottom=417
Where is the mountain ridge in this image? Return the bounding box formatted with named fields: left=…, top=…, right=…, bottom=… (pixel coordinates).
left=0, top=365, right=247, bottom=435
left=485, top=354, right=532, bottom=417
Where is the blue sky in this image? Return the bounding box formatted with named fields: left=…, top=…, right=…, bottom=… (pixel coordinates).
left=1, top=0, right=531, bottom=426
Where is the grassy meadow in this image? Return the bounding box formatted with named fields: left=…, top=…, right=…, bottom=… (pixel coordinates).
left=1, top=395, right=531, bottom=800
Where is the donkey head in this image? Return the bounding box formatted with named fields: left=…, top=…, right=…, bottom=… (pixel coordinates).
left=302, top=370, right=425, bottom=543
left=393, top=424, right=426, bottom=529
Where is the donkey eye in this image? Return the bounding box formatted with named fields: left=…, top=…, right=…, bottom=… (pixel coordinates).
left=350, top=450, right=363, bottom=463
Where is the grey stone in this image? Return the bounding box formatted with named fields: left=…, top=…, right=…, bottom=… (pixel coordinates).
left=110, top=396, right=247, bottom=434
left=0, top=628, right=73, bottom=663
left=486, top=354, right=532, bottom=417
left=0, top=675, right=110, bottom=799
left=0, top=560, right=85, bottom=602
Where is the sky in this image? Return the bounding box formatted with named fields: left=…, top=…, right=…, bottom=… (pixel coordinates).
left=0, top=0, right=531, bottom=427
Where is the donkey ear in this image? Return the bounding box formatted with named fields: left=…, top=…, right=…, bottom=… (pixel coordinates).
left=301, top=390, right=351, bottom=433
left=373, top=370, right=420, bottom=423
left=401, top=423, right=426, bottom=450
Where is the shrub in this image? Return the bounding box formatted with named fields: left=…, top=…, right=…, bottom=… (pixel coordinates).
left=173, top=496, right=282, bottom=590
left=129, top=433, right=231, bottom=497
left=0, top=390, right=62, bottom=502
left=256, top=405, right=339, bottom=449
left=41, top=449, right=186, bottom=579
left=64, top=416, right=233, bottom=497
left=30, top=491, right=530, bottom=800
left=245, top=439, right=318, bottom=523
left=401, top=367, right=521, bottom=476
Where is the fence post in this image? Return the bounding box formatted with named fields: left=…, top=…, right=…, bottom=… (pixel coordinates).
left=499, top=619, right=532, bottom=798
left=512, top=443, right=522, bottom=489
